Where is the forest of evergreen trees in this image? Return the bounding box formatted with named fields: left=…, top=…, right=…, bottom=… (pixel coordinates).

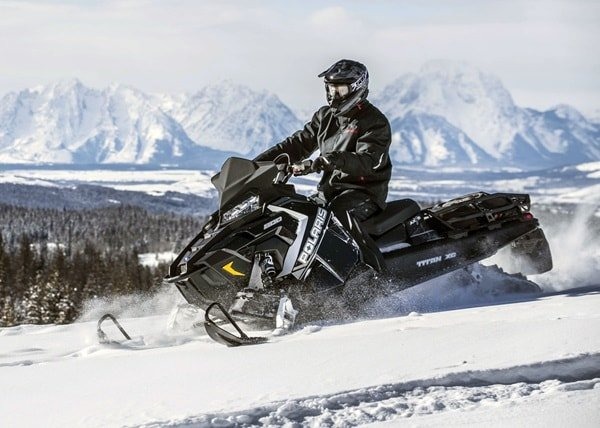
left=0, top=203, right=206, bottom=327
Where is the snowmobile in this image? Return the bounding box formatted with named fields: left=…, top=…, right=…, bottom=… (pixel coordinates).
left=161, top=157, right=552, bottom=346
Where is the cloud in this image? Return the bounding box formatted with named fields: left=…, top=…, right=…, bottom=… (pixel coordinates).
left=309, top=6, right=363, bottom=30
left=0, top=0, right=598, bottom=114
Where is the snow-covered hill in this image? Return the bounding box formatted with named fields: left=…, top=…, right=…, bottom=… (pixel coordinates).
left=387, top=111, right=496, bottom=167
left=158, top=81, right=302, bottom=157
left=1, top=282, right=598, bottom=427
left=374, top=61, right=600, bottom=168
left=0, top=79, right=228, bottom=167
left=0, top=64, right=598, bottom=169
left=3, top=161, right=598, bottom=213
left=0, top=80, right=276, bottom=167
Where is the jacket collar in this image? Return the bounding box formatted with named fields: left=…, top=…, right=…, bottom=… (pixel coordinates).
left=332, top=100, right=370, bottom=124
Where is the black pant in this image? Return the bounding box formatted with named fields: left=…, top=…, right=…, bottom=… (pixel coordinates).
left=324, top=191, right=384, bottom=271
left=327, top=191, right=379, bottom=222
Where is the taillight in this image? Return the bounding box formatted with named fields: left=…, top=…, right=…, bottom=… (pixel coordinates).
left=523, top=212, right=534, bottom=220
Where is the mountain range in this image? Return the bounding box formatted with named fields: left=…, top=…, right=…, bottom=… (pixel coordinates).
left=0, top=61, right=598, bottom=170
left=377, top=61, right=600, bottom=169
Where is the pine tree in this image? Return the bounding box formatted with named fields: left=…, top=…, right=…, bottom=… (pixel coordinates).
left=40, top=270, right=61, bottom=324
left=70, top=249, right=88, bottom=293
left=23, top=274, right=44, bottom=324
left=15, top=234, right=35, bottom=295
left=56, top=290, right=76, bottom=324
left=0, top=232, right=9, bottom=301
left=0, top=296, right=17, bottom=327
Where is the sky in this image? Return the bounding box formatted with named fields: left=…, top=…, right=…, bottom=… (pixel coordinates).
left=0, top=0, right=598, bottom=116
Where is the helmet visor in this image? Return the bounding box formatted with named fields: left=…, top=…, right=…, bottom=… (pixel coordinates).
left=326, top=83, right=350, bottom=100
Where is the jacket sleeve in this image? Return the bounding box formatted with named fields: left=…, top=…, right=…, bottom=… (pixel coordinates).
left=329, top=117, right=392, bottom=176
left=253, top=109, right=321, bottom=163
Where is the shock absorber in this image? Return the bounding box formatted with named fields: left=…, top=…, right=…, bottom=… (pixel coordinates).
left=260, top=253, right=277, bottom=288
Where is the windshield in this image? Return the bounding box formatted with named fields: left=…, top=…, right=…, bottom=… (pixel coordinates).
left=211, top=157, right=281, bottom=210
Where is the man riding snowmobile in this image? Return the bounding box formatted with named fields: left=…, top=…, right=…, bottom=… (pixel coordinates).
left=97, top=61, right=554, bottom=347
left=254, top=59, right=391, bottom=271
left=151, top=62, right=553, bottom=347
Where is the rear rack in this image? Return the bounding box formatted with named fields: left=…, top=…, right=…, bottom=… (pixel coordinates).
left=425, top=192, right=532, bottom=236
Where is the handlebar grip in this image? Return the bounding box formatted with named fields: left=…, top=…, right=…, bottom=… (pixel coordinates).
left=291, top=159, right=314, bottom=176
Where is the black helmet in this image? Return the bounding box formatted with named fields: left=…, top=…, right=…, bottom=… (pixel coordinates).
left=318, top=59, right=369, bottom=115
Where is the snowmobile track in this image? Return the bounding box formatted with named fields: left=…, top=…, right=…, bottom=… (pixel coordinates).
left=137, top=353, right=600, bottom=427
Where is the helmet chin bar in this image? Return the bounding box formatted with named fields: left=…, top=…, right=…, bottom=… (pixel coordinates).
left=326, top=87, right=369, bottom=116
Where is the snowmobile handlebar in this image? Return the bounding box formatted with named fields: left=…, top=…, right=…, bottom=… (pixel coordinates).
left=270, top=153, right=325, bottom=182
left=271, top=159, right=314, bottom=184
left=288, top=159, right=314, bottom=177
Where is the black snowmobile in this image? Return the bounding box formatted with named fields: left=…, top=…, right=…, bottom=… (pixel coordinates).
left=162, top=157, right=552, bottom=346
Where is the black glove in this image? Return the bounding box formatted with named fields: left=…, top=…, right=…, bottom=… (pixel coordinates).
left=311, top=155, right=335, bottom=173
left=290, top=159, right=313, bottom=176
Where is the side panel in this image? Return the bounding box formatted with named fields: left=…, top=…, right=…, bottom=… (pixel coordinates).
left=272, top=198, right=361, bottom=288
left=173, top=208, right=300, bottom=308
left=384, top=219, right=539, bottom=290
left=308, top=216, right=361, bottom=288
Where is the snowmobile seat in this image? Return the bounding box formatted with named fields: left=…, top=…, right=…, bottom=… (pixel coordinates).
left=362, top=199, right=421, bottom=237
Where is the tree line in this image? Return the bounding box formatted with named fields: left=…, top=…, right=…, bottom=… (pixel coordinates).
left=0, top=204, right=206, bottom=327
left=0, top=203, right=205, bottom=254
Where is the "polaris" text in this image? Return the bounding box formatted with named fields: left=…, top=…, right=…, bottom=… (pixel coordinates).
left=298, top=208, right=328, bottom=264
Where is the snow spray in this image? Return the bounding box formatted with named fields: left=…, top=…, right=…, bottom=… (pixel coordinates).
left=531, top=202, right=600, bottom=290
left=77, top=282, right=186, bottom=322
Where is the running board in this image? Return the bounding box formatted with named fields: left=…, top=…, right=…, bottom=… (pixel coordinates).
left=204, top=302, right=268, bottom=347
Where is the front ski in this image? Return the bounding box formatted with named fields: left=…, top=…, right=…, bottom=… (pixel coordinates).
left=204, top=302, right=268, bottom=347
left=97, top=313, right=132, bottom=344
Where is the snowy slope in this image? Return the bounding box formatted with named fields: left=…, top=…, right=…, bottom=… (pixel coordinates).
left=158, top=81, right=302, bottom=157
left=3, top=161, right=598, bottom=214
left=376, top=60, right=522, bottom=159
left=0, top=80, right=192, bottom=163
left=1, top=64, right=598, bottom=169
left=375, top=61, right=600, bottom=168
left=3, top=190, right=600, bottom=427
left=388, top=111, right=496, bottom=167
left=0, top=79, right=233, bottom=168
left=1, top=286, right=599, bottom=427
left=0, top=167, right=218, bottom=198
left=1, top=162, right=599, bottom=427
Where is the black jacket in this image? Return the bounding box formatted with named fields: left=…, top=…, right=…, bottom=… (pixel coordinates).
left=254, top=101, right=392, bottom=208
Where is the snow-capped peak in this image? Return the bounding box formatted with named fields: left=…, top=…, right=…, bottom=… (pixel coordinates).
left=160, top=80, right=302, bottom=156
left=45, top=77, right=84, bottom=93
left=550, top=104, right=587, bottom=123
left=0, top=79, right=199, bottom=165
left=374, top=61, right=599, bottom=168
left=0, top=65, right=598, bottom=169
left=376, top=60, right=520, bottom=159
